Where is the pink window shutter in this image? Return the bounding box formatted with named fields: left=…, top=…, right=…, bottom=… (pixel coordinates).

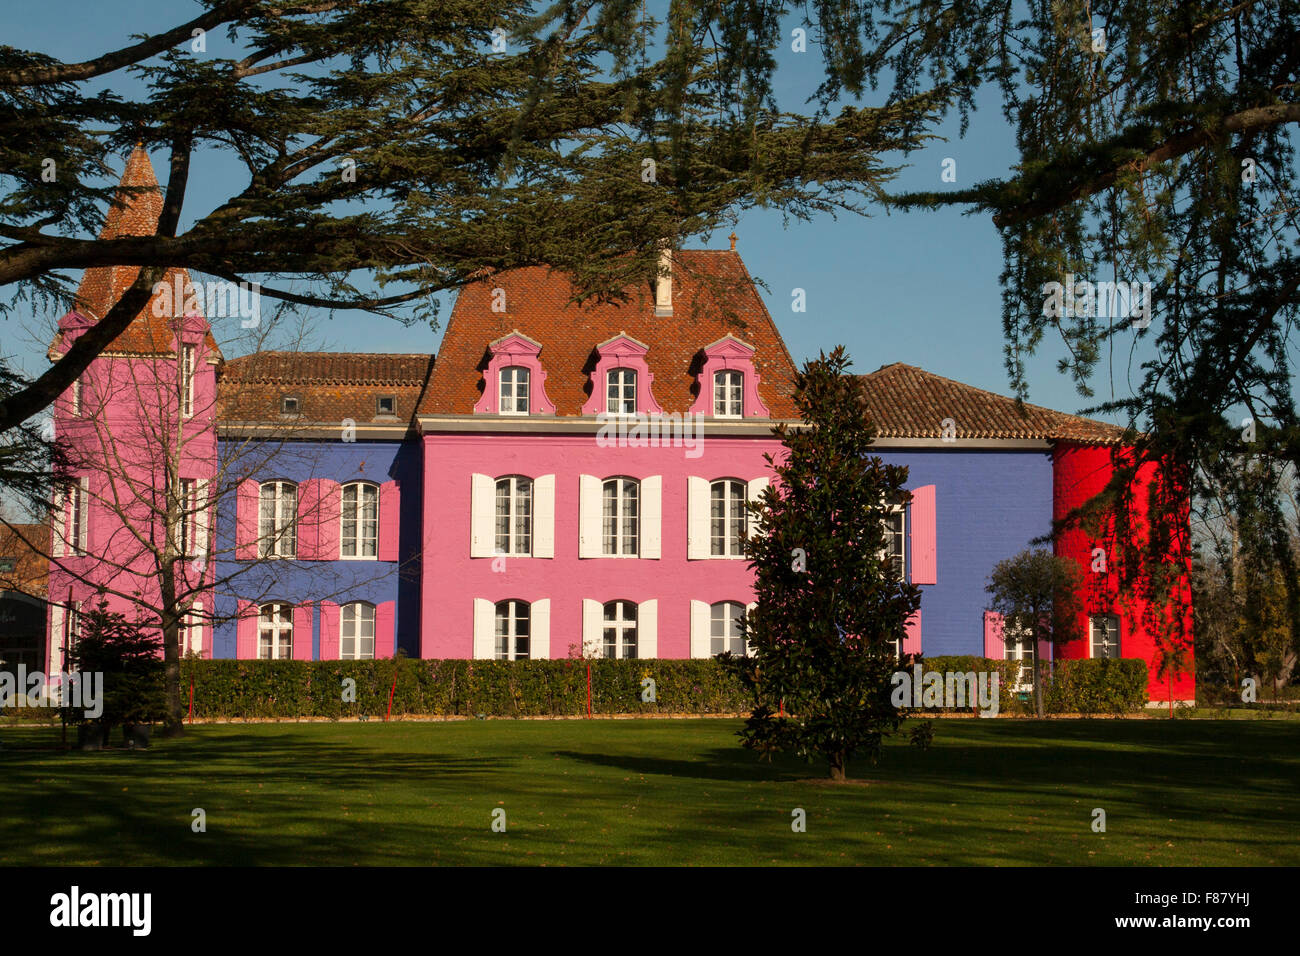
left=318, top=480, right=341, bottom=561
left=910, top=484, right=937, bottom=585
left=902, top=609, right=922, bottom=655
left=983, top=611, right=1005, bottom=659
left=378, top=480, right=400, bottom=562
left=375, top=601, right=396, bottom=659
left=319, top=601, right=340, bottom=660
left=236, top=480, right=259, bottom=560
left=292, top=604, right=314, bottom=660
left=297, top=479, right=320, bottom=560
left=236, top=600, right=258, bottom=659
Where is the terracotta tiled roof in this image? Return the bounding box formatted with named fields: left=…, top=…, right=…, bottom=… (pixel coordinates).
left=860, top=363, right=1128, bottom=443
left=50, top=145, right=221, bottom=359
left=217, top=352, right=435, bottom=425
left=418, top=250, right=800, bottom=417
left=0, top=523, right=49, bottom=599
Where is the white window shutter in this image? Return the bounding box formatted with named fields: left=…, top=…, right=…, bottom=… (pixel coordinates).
left=77, top=476, right=89, bottom=553
left=687, top=476, right=709, bottom=559
left=578, top=475, right=601, bottom=558
left=690, top=600, right=711, bottom=658
left=470, top=473, right=495, bottom=558
left=746, top=477, right=769, bottom=539
left=641, top=475, right=662, bottom=559
left=530, top=599, right=550, bottom=659
left=190, top=601, right=205, bottom=654
left=638, top=599, right=658, bottom=659
left=473, top=598, right=496, bottom=658
left=582, top=598, right=602, bottom=656
left=195, top=479, right=210, bottom=559
left=49, top=605, right=65, bottom=672
left=533, top=475, right=555, bottom=558
left=745, top=601, right=758, bottom=656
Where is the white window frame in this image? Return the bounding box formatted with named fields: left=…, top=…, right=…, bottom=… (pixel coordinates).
left=177, top=477, right=196, bottom=556
left=258, top=481, right=297, bottom=559
left=601, top=477, right=639, bottom=556
left=713, top=369, right=743, bottom=418
left=65, top=477, right=89, bottom=557
left=710, top=601, right=748, bottom=656
left=70, top=377, right=81, bottom=417
left=882, top=504, right=905, bottom=579
left=602, top=600, right=638, bottom=659
left=499, top=366, right=530, bottom=416
left=181, top=343, right=196, bottom=418
left=606, top=368, right=637, bottom=416
left=709, top=479, right=748, bottom=557
left=341, top=481, right=379, bottom=559
left=495, top=476, right=533, bottom=556
left=258, top=602, right=294, bottom=659
left=1090, top=614, right=1121, bottom=659
left=494, top=599, right=531, bottom=660
left=340, top=601, right=376, bottom=660
left=1004, top=621, right=1036, bottom=692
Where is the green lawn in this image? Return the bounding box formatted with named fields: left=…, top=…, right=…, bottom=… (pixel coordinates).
left=2, top=719, right=1297, bottom=865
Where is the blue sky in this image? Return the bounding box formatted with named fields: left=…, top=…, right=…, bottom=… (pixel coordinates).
left=2, top=1, right=1149, bottom=426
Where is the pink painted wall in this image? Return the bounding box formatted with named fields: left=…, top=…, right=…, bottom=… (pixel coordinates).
left=419, top=432, right=784, bottom=658
left=47, top=310, right=217, bottom=668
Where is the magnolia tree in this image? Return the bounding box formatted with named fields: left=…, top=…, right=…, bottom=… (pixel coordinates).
left=985, top=549, right=1085, bottom=718
left=729, top=346, right=921, bottom=781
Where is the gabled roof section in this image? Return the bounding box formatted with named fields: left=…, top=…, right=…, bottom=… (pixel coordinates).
left=419, top=250, right=799, bottom=417
left=860, top=363, right=1128, bottom=443
left=49, top=145, right=220, bottom=359
left=217, top=352, right=435, bottom=425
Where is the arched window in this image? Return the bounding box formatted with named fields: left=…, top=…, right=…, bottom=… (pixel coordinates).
left=500, top=366, right=530, bottom=415
left=495, top=476, right=533, bottom=555
left=713, top=370, right=743, bottom=417
left=709, top=479, right=747, bottom=557
left=258, top=602, right=294, bottom=659
left=606, top=368, right=636, bottom=415
left=602, top=600, right=638, bottom=659
left=341, top=481, right=379, bottom=558
left=341, top=602, right=376, bottom=660
left=710, top=601, right=747, bottom=656
left=601, top=477, right=639, bottom=556
left=494, top=600, right=531, bottom=660
left=258, top=481, right=297, bottom=558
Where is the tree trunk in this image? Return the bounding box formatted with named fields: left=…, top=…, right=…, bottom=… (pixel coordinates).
left=159, top=560, right=184, bottom=737
left=828, top=752, right=846, bottom=781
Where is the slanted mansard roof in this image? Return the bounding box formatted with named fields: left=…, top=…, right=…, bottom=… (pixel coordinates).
left=217, top=352, right=435, bottom=426
left=860, top=363, right=1128, bottom=443
left=47, top=145, right=221, bottom=360
left=418, top=250, right=801, bottom=418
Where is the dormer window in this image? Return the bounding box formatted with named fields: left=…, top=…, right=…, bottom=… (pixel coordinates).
left=713, top=370, right=743, bottom=418
left=376, top=395, right=396, bottom=416
left=607, top=368, right=637, bottom=415
left=475, top=331, right=556, bottom=416
left=281, top=396, right=300, bottom=416
left=690, top=334, right=770, bottom=420
left=500, top=366, right=530, bottom=415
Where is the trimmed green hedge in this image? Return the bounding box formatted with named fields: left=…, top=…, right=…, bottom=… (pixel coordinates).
left=180, top=657, right=749, bottom=719
left=176, top=654, right=1149, bottom=719
left=910, top=656, right=1148, bottom=715
left=1041, top=657, right=1149, bottom=713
